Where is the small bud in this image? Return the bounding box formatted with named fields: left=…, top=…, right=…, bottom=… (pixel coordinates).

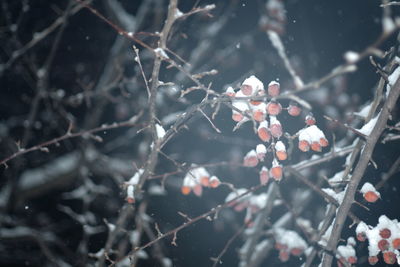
left=305, top=113, right=316, bottom=125
left=364, top=191, right=379, bottom=203
left=266, top=101, right=282, bottom=115
left=368, top=256, right=379, bottom=265
left=288, top=102, right=301, bottom=116
left=383, top=251, right=396, bottom=264
left=380, top=228, right=391, bottom=239
left=268, top=81, right=280, bottom=97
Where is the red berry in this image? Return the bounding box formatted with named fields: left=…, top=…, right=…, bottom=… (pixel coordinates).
left=279, top=250, right=289, bottom=262
left=392, top=238, right=400, bottom=249
left=258, top=127, right=271, bottom=142
left=383, top=251, right=396, bottom=264
left=268, top=82, right=280, bottom=97
left=270, top=123, right=282, bottom=138
left=356, top=232, right=366, bottom=242
left=241, top=84, right=253, bottom=95
left=380, top=228, right=391, bottom=239
left=270, top=166, right=283, bottom=181
left=288, top=103, right=301, bottom=116
left=364, top=191, right=379, bottom=203
left=347, top=256, right=357, bottom=264
left=298, top=140, right=310, bottom=152
left=305, top=114, right=316, bottom=125
left=266, top=101, right=282, bottom=115
left=378, top=239, right=389, bottom=251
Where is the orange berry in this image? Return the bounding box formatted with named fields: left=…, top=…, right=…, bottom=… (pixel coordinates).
left=279, top=250, right=289, bottom=262
left=241, top=84, right=253, bottom=95
left=244, top=156, right=259, bottom=167
left=181, top=186, right=191, bottom=195
left=290, top=247, right=303, bottom=256
left=268, top=82, right=280, bottom=97
left=258, top=127, right=271, bottom=142
left=368, top=256, right=379, bottom=265
left=364, top=191, right=379, bottom=203
left=250, top=100, right=262, bottom=105
left=200, top=176, right=209, bottom=187
left=276, top=150, right=287, bottom=161
left=383, top=251, right=396, bottom=264
left=319, top=137, right=329, bottom=147
left=193, top=184, right=203, bottom=197
left=270, top=123, right=282, bottom=138
left=298, top=140, right=310, bottom=152
left=305, top=114, right=316, bottom=125
left=288, top=104, right=301, bottom=116
left=232, top=112, right=244, bottom=122
left=380, top=228, right=391, bottom=239
left=209, top=177, right=220, bottom=188
left=392, top=238, right=400, bottom=249
left=270, top=166, right=283, bottom=181
left=378, top=239, right=389, bottom=251
left=253, top=110, right=265, bottom=122
left=266, top=101, right=282, bottom=115
left=311, top=141, right=322, bottom=152
left=126, top=197, right=135, bottom=204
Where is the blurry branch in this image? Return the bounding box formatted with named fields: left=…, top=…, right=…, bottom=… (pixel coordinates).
left=375, top=155, right=400, bottom=190
left=0, top=114, right=142, bottom=167
left=321, top=75, right=400, bottom=266
left=1, top=0, right=91, bottom=75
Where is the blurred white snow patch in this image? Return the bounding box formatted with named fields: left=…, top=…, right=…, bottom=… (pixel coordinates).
left=242, top=75, right=264, bottom=92
left=162, top=257, right=173, bottom=267
left=156, top=123, right=166, bottom=139
left=154, top=48, right=169, bottom=59
left=344, top=51, right=359, bottom=63
left=174, top=9, right=184, bottom=19
left=148, top=184, right=167, bottom=196
left=383, top=17, right=396, bottom=33
left=274, top=228, right=307, bottom=250
left=336, top=244, right=356, bottom=259
left=322, top=188, right=345, bottom=204
left=129, top=169, right=144, bottom=185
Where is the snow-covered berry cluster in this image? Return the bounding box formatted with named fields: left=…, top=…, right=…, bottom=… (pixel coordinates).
left=181, top=165, right=220, bottom=197
left=336, top=237, right=357, bottom=266
left=274, top=228, right=307, bottom=262
left=227, top=75, right=329, bottom=183
left=356, top=215, right=400, bottom=265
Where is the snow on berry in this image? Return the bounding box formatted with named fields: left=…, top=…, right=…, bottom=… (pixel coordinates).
left=225, top=86, right=235, bottom=97
left=242, top=75, right=264, bottom=94
left=336, top=244, right=357, bottom=265
left=259, top=166, right=269, bottom=185
left=270, top=159, right=283, bottom=181
left=181, top=165, right=211, bottom=196
left=305, top=113, right=316, bottom=125
left=209, top=176, right=221, bottom=188
left=126, top=185, right=135, bottom=204
left=257, top=120, right=271, bottom=142
left=297, top=125, right=327, bottom=152
left=356, top=221, right=369, bottom=242
left=269, top=116, right=283, bottom=138
left=252, top=103, right=267, bottom=121
left=267, top=81, right=280, bottom=97
left=266, top=100, right=282, bottom=115
left=287, top=102, right=301, bottom=116
left=256, top=144, right=267, bottom=160
left=275, top=141, right=287, bottom=161
left=225, top=188, right=251, bottom=211
left=274, top=228, right=307, bottom=260
left=360, top=182, right=380, bottom=203
left=243, top=149, right=259, bottom=167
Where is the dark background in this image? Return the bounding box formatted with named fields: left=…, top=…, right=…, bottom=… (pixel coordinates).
left=1, top=0, right=399, bottom=266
